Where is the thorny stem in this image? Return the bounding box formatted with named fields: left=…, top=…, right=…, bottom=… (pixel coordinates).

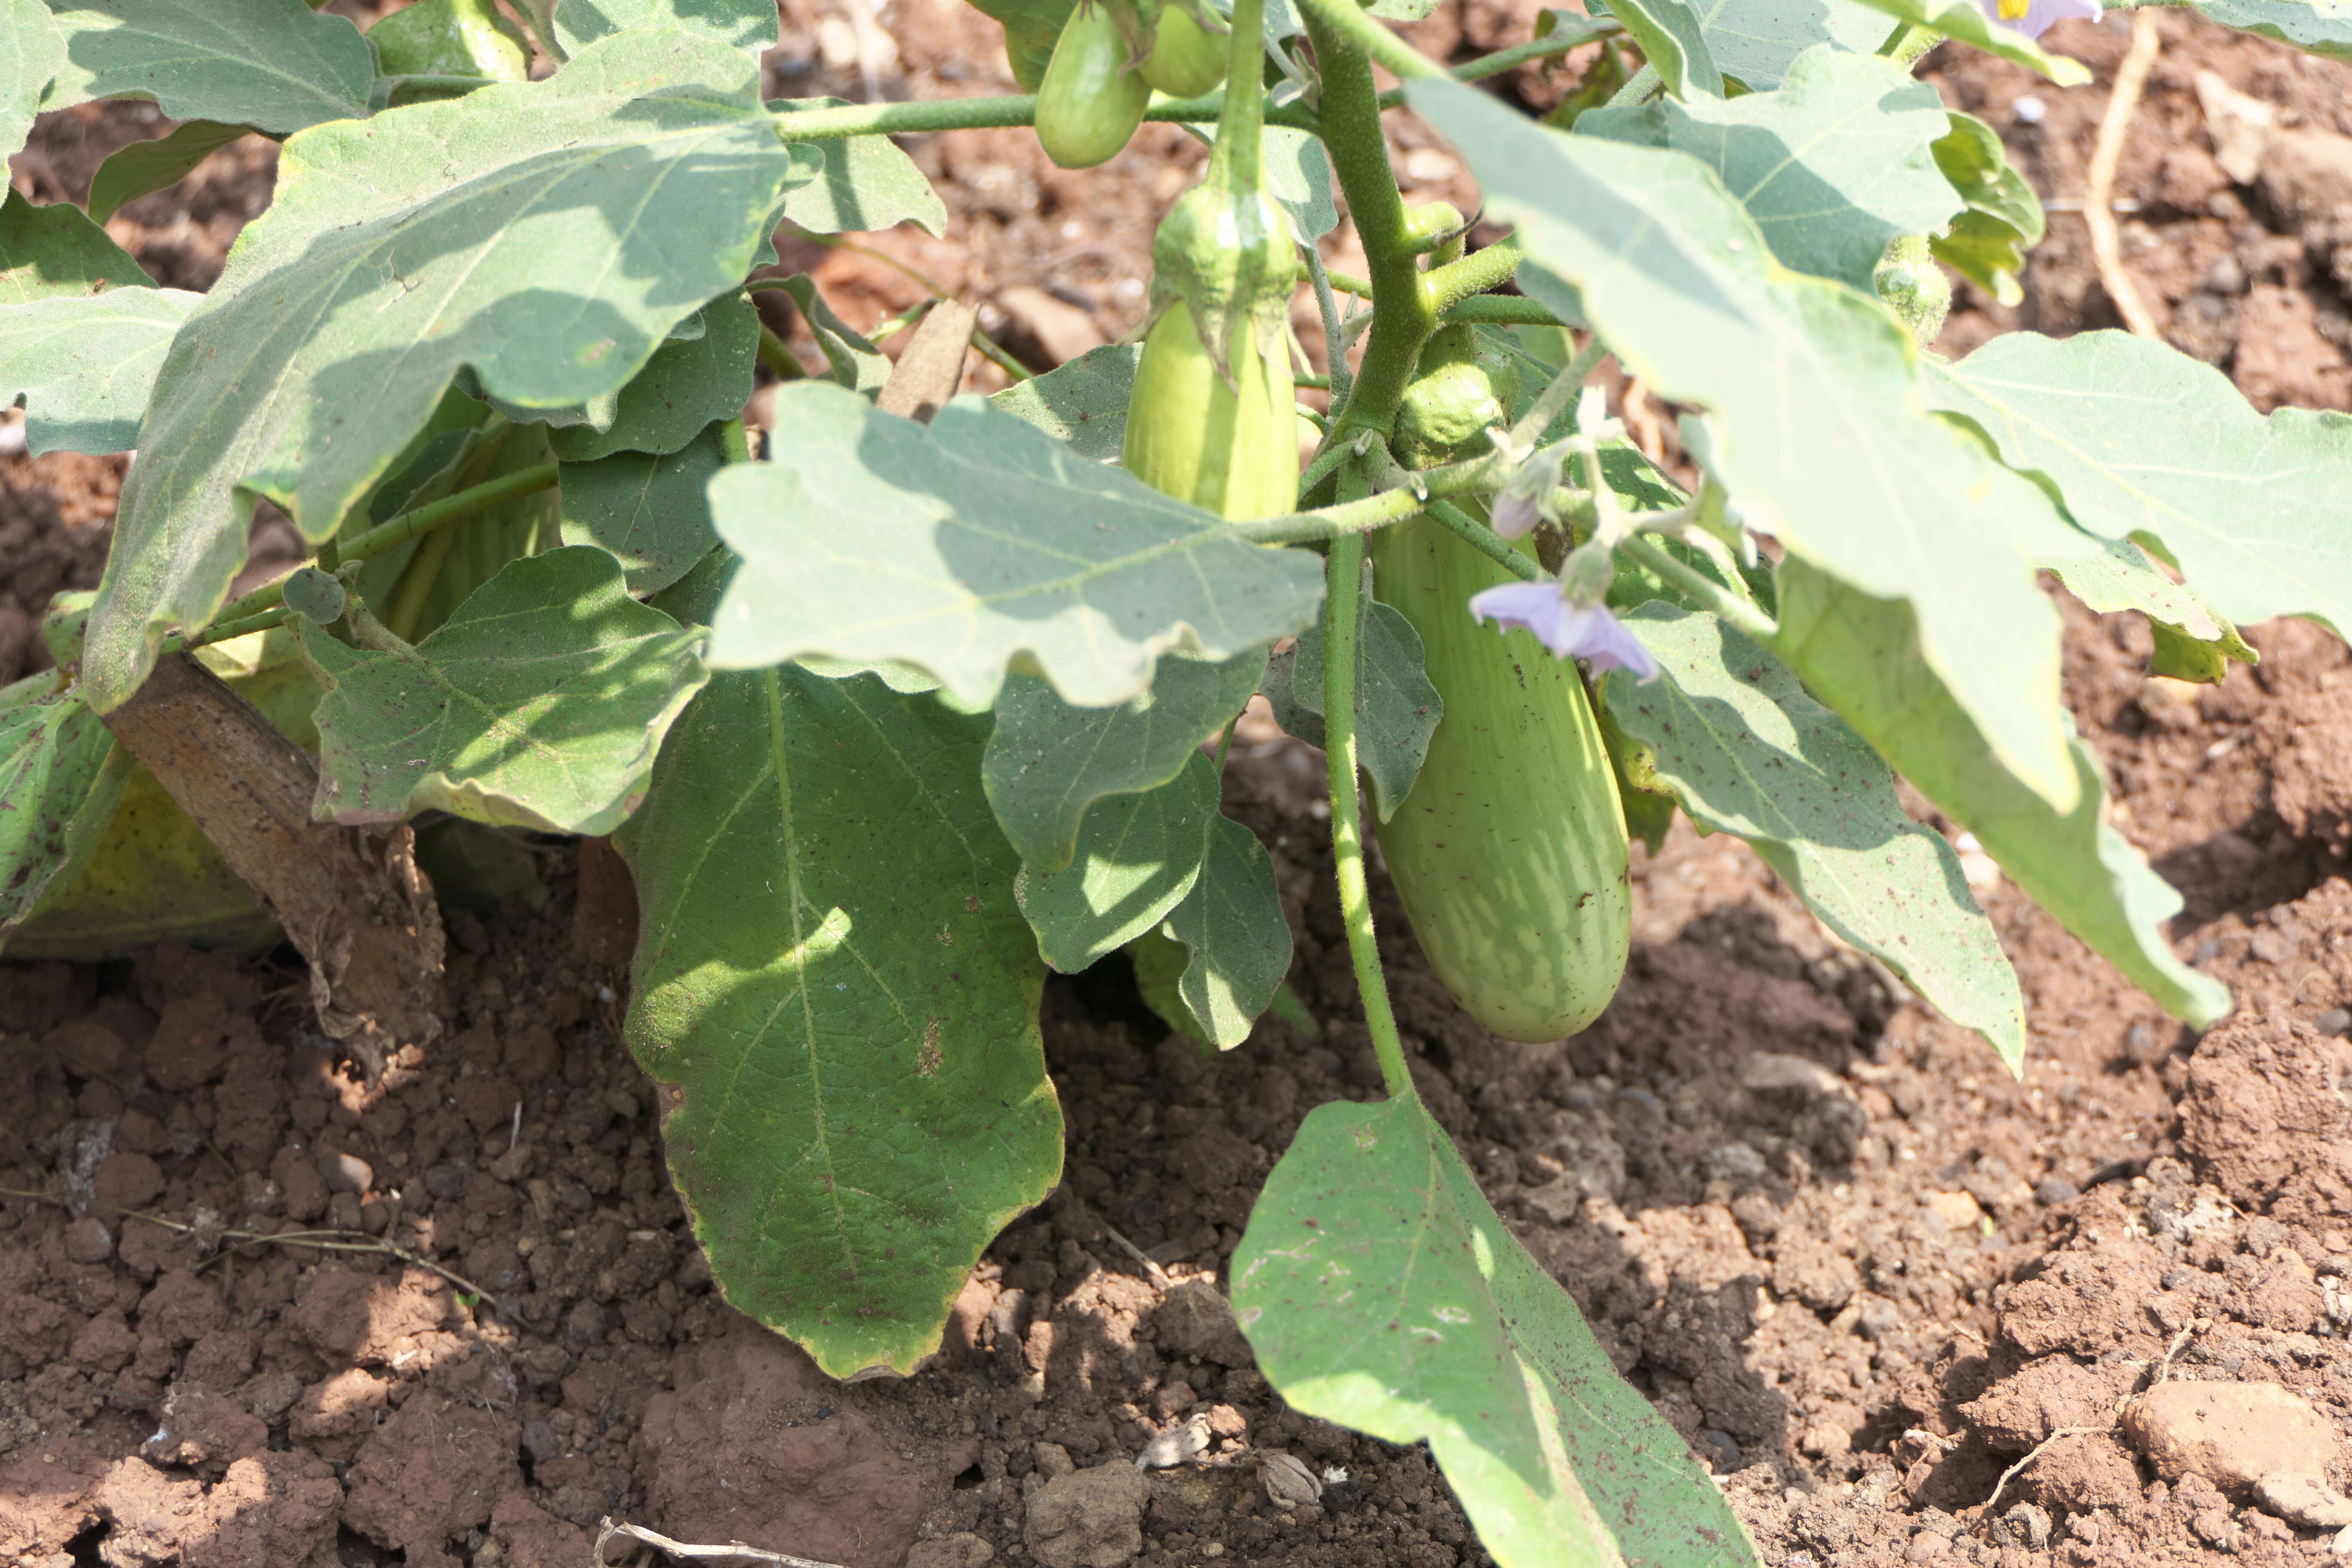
left=1321, top=492, right=1415, bottom=1101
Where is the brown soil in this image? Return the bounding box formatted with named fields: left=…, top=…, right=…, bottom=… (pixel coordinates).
left=9, top=5, right=2352, bottom=1568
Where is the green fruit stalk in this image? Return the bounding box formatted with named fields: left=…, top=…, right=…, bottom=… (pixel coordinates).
left=1123, top=297, right=1297, bottom=520
left=1036, top=0, right=1151, bottom=169
left=1140, top=3, right=1228, bottom=97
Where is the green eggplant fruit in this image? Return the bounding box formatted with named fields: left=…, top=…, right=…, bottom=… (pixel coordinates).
left=1371, top=507, right=1632, bottom=1041
left=1392, top=324, right=1516, bottom=469
left=1140, top=3, right=1227, bottom=98
left=1122, top=298, right=1298, bottom=520
left=1036, top=1, right=1151, bottom=169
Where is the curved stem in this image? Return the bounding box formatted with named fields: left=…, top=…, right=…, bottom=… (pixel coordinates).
left=1323, top=521, right=1415, bottom=1099
left=1427, top=499, right=1541, bottom=582
left=1422, top=235, right=1524, bottom=315
left=1439, top=294, right=1562, bottom=328
left=1616, top=533, right=1779, bottom=643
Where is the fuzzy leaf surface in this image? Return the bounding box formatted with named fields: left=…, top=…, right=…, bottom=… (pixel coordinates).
left=1234, top=1093, right=1755, bottom=1568
left=990, top=343, right=1139, bottom=464
left=1690, top=0, right=1893, bottom=89
left=1015, top=748, right=1219, bottom=972
left=45, top=0, right=375, bottom=132
left=1928, top=330, right=2352, bottom=644
left=772, top=98, right=950, bottom=236
left=87, top=121, right=249, bottom=224
left=616, top=649, right=1062, bottom=1378
left=0, top=190, right=150, bottom=302
left=1927, top=112, right=2041, bottom=305
left=0, top=0, right=61, bottom=164
left=558, top=420, right=726, bottom=594
left=1412, top=81, right=2081, bottom=811
left=78, top=30, right=797, bottom=714
left=546, top=291, right=759, bottom=461
left=556, top=0, right=781, bottom=54
left=0, top=677, right=130, bottom=940
left=1581, top=46, right=1955, bottom=289
left=707, top=382, right=1324, bottom=707
left=983, top=649, right=1265, bottom=873
left=1773, top=559, right=2230, bottom=1028
left=1607, top=604, right=2024, bottom=1066
left=2190, top=0, right=2352, bottom=58
left=0, top=285, right=199, bottom=454
left=297, top=547, right=708, bottom=836
left=1600, top=0, right=1723, bottom=97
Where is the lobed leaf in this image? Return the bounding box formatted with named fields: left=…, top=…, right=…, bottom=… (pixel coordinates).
left=0, top=676, right=132, bottom=941
left=297, top=547, right=708, bottom=837
left=765, top=274, right=889, bottom=393
left=1927, top=329, right=2352, bottom=646
left=78, top=29, right=799, bottom=714
left=87, top=121, right=251, bottom=225
left=1606, top=605, right=2025, bottom=1068
left=983, top=651, right=1264, bottom=874
left=2190, top=0, right=2352, bottom=60
left=1015, top=749, right=1220, bottom=972
left=1412, top=80, right=2082, bottom=812
left=1580, top=46, right=1955, bottom=291
left=545, top=291, right=759, bottom=461
left=558, top=420, right=728, bottom=594
left=990, top=343, right=1140, bottom=464
left=1927, top=112, right=2042, bottom=306
left=557, top=0, right=782, bottom=55
left=616, top=649, right=1063, bottom=1378
left=1774, top=559, right=2230, bottom=1029
left=1599, top=0, right=1724, bottom=98
left=0, top=285, right=199, bottom=455
left=1689, top=0, right=1894, bottom=90
left=705, top=381, right=1325, bottom=708
left=44, top=0, right=375, bottom=133
left=1260, top=596, right=1442, bottom=823
left=1234, top=1092, right=1756, bottom=1568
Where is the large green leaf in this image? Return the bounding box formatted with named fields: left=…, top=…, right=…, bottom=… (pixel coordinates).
left=1839, top=0, right=2090, bottom=81
left=989, top=343, right=1139, bottom=465
left=44, top=0, right=375, bottom=134
left=616, top=652, right=1062, bottom=1379
left=1015, top=749, right=1219, bottom=972
left=2191, top=0, right=2352, bottom=59
left=1690, top=0, right=1893, bottom=90
left=295, top=547, right=707, bottom=836
left=705, top=382, right=1326, bottom=708
left=1773, top=559, right=2230, bottom=1028
left=556, top=0, right=780, bottom=55
left=1599, top=0, right=1723, bottom=98
left=1411, top=81, right=2082, bottom=813
left=1606, top=605, right=2024, bottom=1067
left=87, top=121, right=251, bottom=224
left=1260, top=596, right=1441, bottom=823
left=558, top=420, right=726, bottom=594
left=772, top=98, right=951, bottom=237
left=0, top=286, right=199, bottom=454
left=982, top=650, right=1265, bottom=873
left=1926, top=330, right=2352, bottom=645
left=1235, top=1092, right=1755, bottom=1568
left=0, top=0, right=62, bottom=164
left=1928, top=112, right=2042, bottom=306
left=0, top=676, right=131, bottom=940
left=0, top=190, right=150, bottom=302
left=546, top=291, right=760, bottom=461
left=79, top=30, right=799, bottom=714
left=1161, top=811, right=1290, bottom=1049
left=1581, top=46, right=1955, bottom=291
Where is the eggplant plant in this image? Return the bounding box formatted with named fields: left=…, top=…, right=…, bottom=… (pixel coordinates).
left=1, top=0, right=2348, bottom=1559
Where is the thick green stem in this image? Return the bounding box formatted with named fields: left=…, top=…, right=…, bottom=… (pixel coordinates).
left=1293, top=0, right=1444, bottom=83
left=1323, top=527, right=1416, bottom=1100
left=1297, top=0, right=1434, bottom=443
left=767, top=92, right=1316, bottom=142
left=1207, top=0, right=1267, bottom=191
left=1422, top=236, right=1524, bottom=315
left=198, top=462, right=562, bottom=635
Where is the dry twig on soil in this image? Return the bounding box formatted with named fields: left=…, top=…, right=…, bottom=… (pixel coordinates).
left=596, top=1517, right=851, bottom=1568
left=2084, top=10, right=2166, bottom=340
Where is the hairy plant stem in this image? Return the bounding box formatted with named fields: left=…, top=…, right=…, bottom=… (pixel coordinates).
left=768, top=93, right=1317, bottom=141
left=1296, top=0, right=1436, bottom=453
left=1616, top=533, right=1779, bottom=642
left=191, top=462, right=562, bottom=643
left=1322, top=495, right=1415, bottom=1100
left=1438, top=294, right=1560, bottom=328
left=1427, top=498, right=1542, bottom=581
left=1422, top=235, right=1523, bottom=315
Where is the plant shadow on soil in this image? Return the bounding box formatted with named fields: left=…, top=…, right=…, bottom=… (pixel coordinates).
left=9, top=0, right=2352, bottom=1563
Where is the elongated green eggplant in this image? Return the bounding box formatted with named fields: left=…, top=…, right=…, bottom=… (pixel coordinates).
left=1122, top=297, right=1297, bottom=520
left=1371, top=508, right=1631, bottom=1040
left=1140, top=3, right=1227, bottom=98
left=1036, top=0, right=1151, bottom=169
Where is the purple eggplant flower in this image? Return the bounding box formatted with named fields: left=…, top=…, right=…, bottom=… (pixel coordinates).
left=1468, top=582, right=1660, bottom=682
left=1978, top=0, right=2100, bottom=39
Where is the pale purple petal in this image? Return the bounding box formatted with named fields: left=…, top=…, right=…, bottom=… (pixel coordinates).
left=1489, top=487, right=1541, bottom=539
left=1978, top=0, right=2099, bottom=39
left=1467, top=584, right=1661, bottom=683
